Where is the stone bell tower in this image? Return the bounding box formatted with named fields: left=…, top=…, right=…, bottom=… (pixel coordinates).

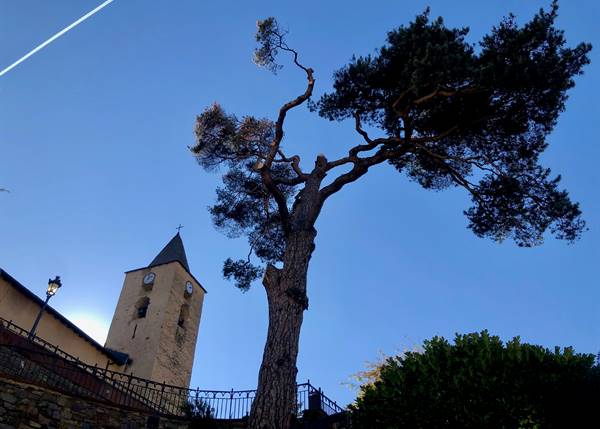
left=104, top=233, right=206, bottom=387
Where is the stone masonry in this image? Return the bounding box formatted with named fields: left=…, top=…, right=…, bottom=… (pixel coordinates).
left=0, top=377, right=188, bottom=429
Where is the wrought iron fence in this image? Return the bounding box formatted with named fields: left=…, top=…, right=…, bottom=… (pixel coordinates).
left=0, top=317, right=344, bottom=419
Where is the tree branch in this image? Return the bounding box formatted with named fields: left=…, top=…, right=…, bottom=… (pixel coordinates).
left=391, top=86, right=416, bottom=114
left=391, top=85, right=483, bottom=121
left=259, top=38, right=315, bottom=234
left=353, top=111, right=373, bottom=144
left=320, top=145, right=411, bottom=201
left=412, top=85, right=481, bottom=106
left=408, top=141, right=488, bottom=204
left=321, top=122, right=464, bottom=201
left=276, top=149, right=308, bottom=181
left=319, top=83, right=481, bottom=204
left=325, top=113, right=404, bottom=171
left=263, top=43, right=315, bottom=169
left=260, top=170, right=291, bottom=232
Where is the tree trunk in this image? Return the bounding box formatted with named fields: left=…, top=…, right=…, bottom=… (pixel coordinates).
left=248, top=228, right=316, bottom=429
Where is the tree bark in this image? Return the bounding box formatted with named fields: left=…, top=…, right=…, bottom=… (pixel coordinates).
left=248, top=228, right=316, bottom=429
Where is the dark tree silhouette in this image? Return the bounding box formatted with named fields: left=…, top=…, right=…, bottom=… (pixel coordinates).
left=191, top=4, right=590, bottom=428
left=182, top=398, right=217, bottom=429
left=351, top=331, right=600, bottom=428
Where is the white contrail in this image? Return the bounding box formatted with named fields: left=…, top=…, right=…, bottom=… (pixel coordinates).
left=0, top=0, right=115, bottom=77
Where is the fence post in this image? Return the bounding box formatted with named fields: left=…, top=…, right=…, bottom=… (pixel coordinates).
left=319, top=387, right=323, bottom=410
left=308, top=387, right=324, bottom=414
left=125, top=372, right=133, bottom=406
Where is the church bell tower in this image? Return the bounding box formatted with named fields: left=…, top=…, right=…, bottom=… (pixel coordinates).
left=104, top=233, right=206, bottom=387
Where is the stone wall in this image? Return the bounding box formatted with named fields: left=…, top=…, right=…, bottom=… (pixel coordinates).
left=0, top=377, right=188, bottom=429
left=0, top=377, right=349, bottom=429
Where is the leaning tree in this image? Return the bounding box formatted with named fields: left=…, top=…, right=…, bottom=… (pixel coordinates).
left=191, top=3, right=590, bottom=428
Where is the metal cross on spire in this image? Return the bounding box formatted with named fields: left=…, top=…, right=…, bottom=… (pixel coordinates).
left=176, top=224, right=184, bottom=234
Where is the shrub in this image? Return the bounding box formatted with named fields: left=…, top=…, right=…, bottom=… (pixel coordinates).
left=351, top=331, right=600, bottom=428
left=182, top=398, right=217, bottom=429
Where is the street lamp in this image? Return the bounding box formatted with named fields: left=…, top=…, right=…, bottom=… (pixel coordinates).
left=28, top=276, right=62, bottom=340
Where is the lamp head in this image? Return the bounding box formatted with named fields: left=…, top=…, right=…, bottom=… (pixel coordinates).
left=47, top=276, right=62, bottom=297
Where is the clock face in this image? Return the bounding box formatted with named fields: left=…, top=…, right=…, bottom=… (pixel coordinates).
left=185, top=281, right=193, bottom=295
left=143, top=272, right=156, bottom=285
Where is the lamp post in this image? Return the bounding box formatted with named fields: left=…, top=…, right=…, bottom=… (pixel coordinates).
left=28, top=276, right=62, bottom=340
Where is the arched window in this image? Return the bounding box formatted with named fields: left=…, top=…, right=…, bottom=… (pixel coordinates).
left=135, top=296, right=150, bottom=319
left=178, top=304, right=189, bottom=328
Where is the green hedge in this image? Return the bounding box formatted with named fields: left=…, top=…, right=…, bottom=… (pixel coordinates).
left=351, top=331, right=600, bottom=428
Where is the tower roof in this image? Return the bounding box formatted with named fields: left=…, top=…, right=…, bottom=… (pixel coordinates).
left=149, top=232, right=190, bottom=271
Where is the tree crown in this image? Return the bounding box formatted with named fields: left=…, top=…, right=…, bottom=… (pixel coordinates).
left=192, top=3, right=590, bottom=290
left=351, top=331, right=600, bottom=428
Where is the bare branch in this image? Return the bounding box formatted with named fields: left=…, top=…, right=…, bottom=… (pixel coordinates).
left=325, top=113, right=404, bottom=171
left=327, top=134, right=405, bottom=172
left=324, top=156, right=356, bottom=171
left=320, top=145, right=411, bottom=201
left=260, top=66, right=313, bottom=226
left=264, top=65, right=315, bottom=168
left=254, top=23, right=315, bottom=233
left=321, top=121, right=463, bottom=201
left=276, top=149, right=308, bottom=180
left=325, top=136, right=392, bottom=171
left=353, top=111, right=373, bottom=144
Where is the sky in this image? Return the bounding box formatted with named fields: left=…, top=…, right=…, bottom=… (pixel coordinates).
left=0, top=0, right=598, bottom=407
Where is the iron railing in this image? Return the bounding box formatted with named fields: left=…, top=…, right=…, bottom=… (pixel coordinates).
left=0, top=317, right=344, bottom=419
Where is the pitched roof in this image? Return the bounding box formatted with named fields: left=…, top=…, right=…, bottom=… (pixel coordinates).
left=149, top=232, right=190, bottom=271
left=0, top=268, right=129, bottom=365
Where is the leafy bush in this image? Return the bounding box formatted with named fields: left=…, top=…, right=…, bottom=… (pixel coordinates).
left=351, top=331, right=600, bottom=428
left=182, top=398, right=217, bottom=429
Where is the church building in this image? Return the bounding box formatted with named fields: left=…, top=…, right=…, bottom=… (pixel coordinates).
left=0, top=232, right=206, bottom=388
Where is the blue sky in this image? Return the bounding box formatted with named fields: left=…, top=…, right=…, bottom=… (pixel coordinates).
left=0, top=0, right=598, bottom=406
